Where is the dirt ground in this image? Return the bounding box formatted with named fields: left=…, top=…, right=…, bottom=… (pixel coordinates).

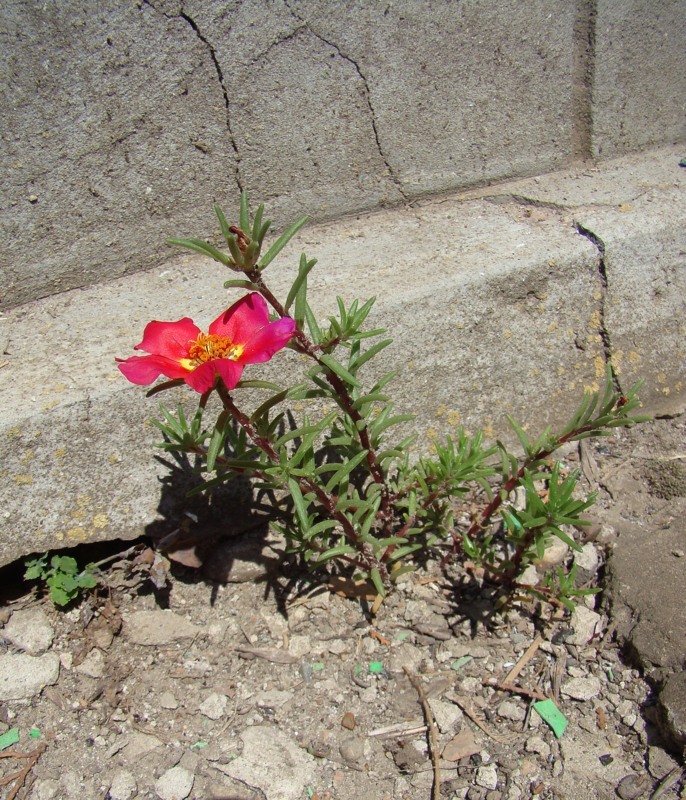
left=0, top=414, right=684, bottom=800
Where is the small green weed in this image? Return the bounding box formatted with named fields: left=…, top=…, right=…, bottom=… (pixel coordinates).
left=24, top=554, right=99, bottom=607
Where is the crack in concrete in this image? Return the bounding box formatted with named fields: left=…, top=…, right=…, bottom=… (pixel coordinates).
left=177, top=10, right=243, bottom=191
left=141, top=0, right=243, bottom=190
left=282, top=1, right=408, bottom=202
left=140, top=1, right=243, bottom=189
left=246, top=23, right=309, bottom=65
left=574, top=220, right=622, bottom=392
left=478, top=188, right=652, bottom=213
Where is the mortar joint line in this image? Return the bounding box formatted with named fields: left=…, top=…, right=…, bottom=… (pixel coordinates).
left=574, top=220, right=622, bottom=393
left=283, top=1, right=408, bottom=202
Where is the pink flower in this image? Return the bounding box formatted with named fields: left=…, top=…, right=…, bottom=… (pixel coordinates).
left=117, top=293, right=296, bottom=393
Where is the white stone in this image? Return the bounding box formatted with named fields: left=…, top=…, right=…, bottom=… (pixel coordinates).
left=574, top=543, right=599, bottom=575
left=255, top=689, right=294, bottom=709
left=288, top=634, right=311, bottom=657
left=109, top=770, right=137, bottom=800
left=498, top=699, right=526, bottom=721
left=76, top=648, right=105, bottom=678
left=518, top=564, right=539, bottom=586
left=4, top=608, right=54, bottom=654
left=155, top=765, right=194, bottom=800
left=428, top=698, right=463, bottom=733
left=525, top=735, right=551, bottom=758
left=537, top=536, right=569, bottom=568
left=476, top=763, right=499, bottom=790
left=568, top=606, right=602, bottom=646
left=123, top=611, right=197, bottom=645
left=0, top=652, right=59, bottom=699
left=30, top=779, right=59, bottom=799
left=561, top=675, right=602, bottom=700
left=159, top=690, right=179, bottom=709
left=218, top=726, right=315, bottom=800
left=199, top=692, right=228, bottom=720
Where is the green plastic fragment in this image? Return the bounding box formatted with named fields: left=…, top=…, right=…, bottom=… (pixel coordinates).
left=606, top=667, right=615, bottom=682
left=29, top=727, right=41, bottom=739
left=451, top=656, right=473, bottom=672
left=394, top=630, right=410, bottom=642
left=311, top=662, right=325, bottom=673
left=368, top=661, right=384, bottom=674
left=533, top=699, right=568, bottom=739
left=0, top=728, right=19, bottom=751
left=190, top=741, right=208, bottom=750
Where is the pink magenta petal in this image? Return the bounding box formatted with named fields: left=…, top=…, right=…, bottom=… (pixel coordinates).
left=117, top=355, right=190, bottom=385
left=209, top=294, right=270, bottom=345
left=135, top=318, right=200, bottom=359
left=213, top=359, right=245, bottom=390
left=239, top=317, right=297, bottom=363
left=184, top=360, right=244, bottom=393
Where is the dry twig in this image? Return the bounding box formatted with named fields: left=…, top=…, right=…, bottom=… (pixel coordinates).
left=503, top=634, right=543, bottom=686
left=448, top=695, right=519, bottom=745
left=403, top=667, right=441, bottom=800
left=0, top=743, right=48, bottom=800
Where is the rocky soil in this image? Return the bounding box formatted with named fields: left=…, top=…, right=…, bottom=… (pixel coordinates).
left=0, top=417, right=684, bottom=800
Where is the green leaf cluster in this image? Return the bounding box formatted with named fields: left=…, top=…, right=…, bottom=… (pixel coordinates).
left=24, top=555, right=99, bottom=607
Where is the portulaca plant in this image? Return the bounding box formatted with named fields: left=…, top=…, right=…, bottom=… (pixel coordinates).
left=118, top=194, right=648, bottom=610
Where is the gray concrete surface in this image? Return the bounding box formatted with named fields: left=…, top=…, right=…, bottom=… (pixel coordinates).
left=592, top=0, right=686, bottom=158
left=1, top=144, right=684, bottom=567
left=2, top=1, right=684, bottom=309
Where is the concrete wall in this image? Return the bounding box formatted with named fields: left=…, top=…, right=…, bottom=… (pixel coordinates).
left=2, top=0, right=684, bottom=310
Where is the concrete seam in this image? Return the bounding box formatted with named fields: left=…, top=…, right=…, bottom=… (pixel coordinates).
left=485, top=190, right=652, bottom=212
left=571, top=0, right=597, bottom=161
left=574, top=221, right=622, bottom=393
left=282, top=1, right=408, bottom=202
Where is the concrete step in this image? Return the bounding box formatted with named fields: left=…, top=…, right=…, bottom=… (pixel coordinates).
left=1, top=145, right=684, bottom=565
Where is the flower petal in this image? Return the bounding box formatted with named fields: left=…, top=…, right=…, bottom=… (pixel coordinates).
left=184, top=360, right=244, bottom=393
left=135, top=318, right=200, bottom=360
left=239, top=316, right=297, bottom=363
left=117, top=355, right=190, bottom=385
left=209, top=294, right=270, bottom=345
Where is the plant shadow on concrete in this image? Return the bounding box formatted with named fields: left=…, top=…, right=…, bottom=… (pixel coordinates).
left=113, top=194, right=650, bottom=621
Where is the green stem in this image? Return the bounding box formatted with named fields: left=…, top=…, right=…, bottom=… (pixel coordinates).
left=245, top=268, right=393, bottom=527
left=215, top=380, right=379, bottom=570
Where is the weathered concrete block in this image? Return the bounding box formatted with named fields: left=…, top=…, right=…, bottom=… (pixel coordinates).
left=592, top=0, right=686, bottom=158
left=285, top=0, right=577, bottom=195
left=3, top=1, right=683, bottom=313
left=1, top=0, right=238, bottom=310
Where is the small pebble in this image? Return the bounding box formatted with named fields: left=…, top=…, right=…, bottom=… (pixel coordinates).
left=616, top=773, right=651, bottom=800
left=339, top=736, right=365, bottom=764
left=476, top=764, right=499, bottom=790
left=155, top=765, right=194, bottom=800
left=341, top=711, right=356, bottom=730
left=109, top=770, right=137, bottom=800
left=199, top=692, right=227, bottom=720
left=498, top=700, right=526, bottom=722
left=525, top=736, right=550, bottom=758
left=561, top=675, right=601, bottom=700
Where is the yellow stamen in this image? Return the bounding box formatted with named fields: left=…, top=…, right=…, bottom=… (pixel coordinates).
left=188, top=333, right=243, bottom=365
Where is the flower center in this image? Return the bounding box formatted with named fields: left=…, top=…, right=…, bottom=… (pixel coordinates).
left=188, top=333, right=243, bottom=364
